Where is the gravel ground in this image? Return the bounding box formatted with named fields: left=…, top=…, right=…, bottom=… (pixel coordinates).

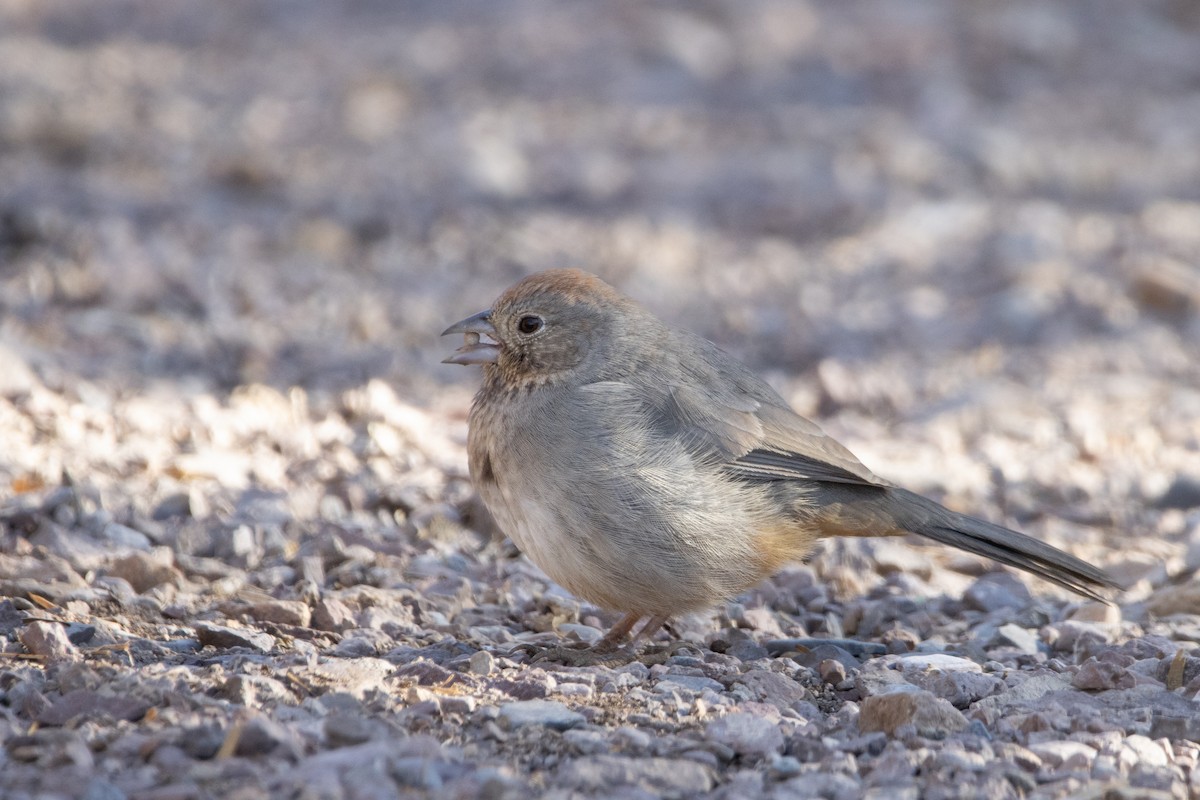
left=2, top=2, right=1200, bottom=798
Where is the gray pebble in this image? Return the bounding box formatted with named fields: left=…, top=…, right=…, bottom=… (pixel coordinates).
left=498, top=700, right=584, bottom=731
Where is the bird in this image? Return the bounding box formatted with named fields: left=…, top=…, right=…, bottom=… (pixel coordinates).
left=442, top=269, right=1118, bottom=660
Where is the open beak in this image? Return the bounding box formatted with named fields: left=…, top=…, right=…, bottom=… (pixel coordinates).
left=441, top=309, right=502, bottom=365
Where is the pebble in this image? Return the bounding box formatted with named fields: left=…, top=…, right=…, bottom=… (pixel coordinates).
left=498, top=700, right=585, bottom=731
left=896, top=654, right=982, bottom=673
left=99, top=522, right=154, bottom=551
left=963, top=573, right=1032, bottom=613
left=246, top=599, right=312, bottom=627
left=820, top=659, right=848, bottom=685
left=106, top=548, right=182, bottom=593
left=734, top=669, right=807, bottom=710
left=559, top=755, right=716, bottom=796
left=235, top=715, right=303, bottom=758
left=858, top=686, right=969, bottom=738
left=705, top=712, right=785, bottom=757
left=1122, top=735, right=1171, bottom=768
left=993, top=624, right=1040, bottom=655
left=469, top=650, right=496, bottom=676
left=655, top=674, right=724, bottom=694
left=194, top=622, right=275, bottom=653
left=1073, top=657, right=1135, bottom=691
left=19, top=621, right=80, bottom=662
left=311, top=597, right=357, bottom=632
left=37, top=689, right=152, bottom=727
left=1027, top=740, right=1097, bottom=771
left=913, top=671, right=1003, bottom=709
left=1155, top=475, right=1200, bottom=510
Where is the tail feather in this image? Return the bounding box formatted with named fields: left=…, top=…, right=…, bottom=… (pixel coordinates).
left=889, top=488, right=1119, bottom=602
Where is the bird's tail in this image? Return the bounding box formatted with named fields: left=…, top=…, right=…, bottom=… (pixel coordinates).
left=887, top=487, right=1119, bottom=601
left=811, top=484, right=1120, bottom=602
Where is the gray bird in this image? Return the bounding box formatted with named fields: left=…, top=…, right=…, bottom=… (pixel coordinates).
left=443, top=269, right=1117, bottom=658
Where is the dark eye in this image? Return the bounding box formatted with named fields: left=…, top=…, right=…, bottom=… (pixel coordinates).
left=517, top=315, right=543, bottom=334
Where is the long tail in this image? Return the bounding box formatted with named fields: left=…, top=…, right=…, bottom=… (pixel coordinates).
left=810, top=484, right=1120, bottom=601
left=887, top=488, right=1119, bottom=601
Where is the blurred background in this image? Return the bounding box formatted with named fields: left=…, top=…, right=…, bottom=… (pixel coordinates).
left=0, top=0, right=1197, bottom=545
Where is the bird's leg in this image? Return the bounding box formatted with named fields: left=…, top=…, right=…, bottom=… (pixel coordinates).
left=632, top=615, right=702, bottom=664
left=523, top=612, right=666, bottom=666
left=593, top=611, right=644, bottom=652
left=511, top=612, right=643, bottom=666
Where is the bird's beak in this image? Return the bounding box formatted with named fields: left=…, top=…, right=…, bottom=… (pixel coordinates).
left=441, top=309, right=501, bottom=365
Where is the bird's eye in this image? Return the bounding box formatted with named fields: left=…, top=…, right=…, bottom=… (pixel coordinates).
left=517, top=315, right=544, bottom=334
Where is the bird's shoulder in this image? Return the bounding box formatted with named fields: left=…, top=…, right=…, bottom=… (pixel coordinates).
left=603, top=328, right=885, bottom=487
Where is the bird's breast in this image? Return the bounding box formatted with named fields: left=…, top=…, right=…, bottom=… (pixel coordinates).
left=465, top=383, right=807, bottom=615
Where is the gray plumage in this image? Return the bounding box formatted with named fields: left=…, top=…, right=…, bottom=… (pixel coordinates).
left=444, top=269, right=1118, bottom=650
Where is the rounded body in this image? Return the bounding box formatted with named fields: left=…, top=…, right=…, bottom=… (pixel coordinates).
left=469, top=377, right=809, bottom=617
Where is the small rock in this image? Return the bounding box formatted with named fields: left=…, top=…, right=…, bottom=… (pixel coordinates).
left=1027, top=740, right=1096, bottom=770
left=556, top=682, right=593, bottom=700
left=81, top=781, right=125, bottom=800
left=819, top=659, right=847, bottom=685
left=998, top=743, right=1043, bottom=772
left=100, top=523, right=153, bottom=551
left=993, top=624, right=1040, bottom=655
left=394, top=658, right=455, bottom=686
left=558, top=755, right=715, bottom=796
left=775, top=773, right=864, bottom=799
left=178, top=724, right=225, bottom=759
left=306, top=658, right=392, bottom=699
left=441, top=695, right=476, bottom=715
left=151, top=493, right=193, bottom=520
left=734, top=670, right=806, bottom=710
left=1145, top=584, right=1200, bottom=618
left=19, top=621, right=79, bottom=662
left=557, top=623, right=603, bottom=644
left=246, top=599, right=311, bottom=627
left=1073, top=657, right=1135, bottom=691
left=616, top=725, right=651, bottom=750
left=914, top=671, right=1004, bottom=709
left=655, top=674, right=724, bottom=694
left=106, top=548, right=181, bottom=593
left=498, top=700, right=584, bottom=731
left=220, top=674, right=293, bottom=706
left=1121, top=734, right=1170, bottom=768
left=963, top=573, right=1032, bottom=613
left=739, top=606, right=786, bottom=636
left=858, top=686, right=968, bottom=738
left=0, top=343, right=40, bottom=395
left=312, top=597, right=357, bottom=632
left=1150, top=713, right=1200, bottom=741
left=1155, top=475, right=1200, bottom=510
left=705, top=712, right=785, bottom=757
left=562, top=729, right=613, bottom=755
left=324, top=713, right=376, bottom=747
left=235, top=715, right=303, bottom=758
left=194, top=622, right=274, bottom=653
left=494, top=671, right=556, bottom=700
left=1050, top=620, right=1115, bottom=652
left=1131, top=262, right=1200, bottom=315
left=855, top=660, right=909, bottom=698
left=1067, top=602, right=1121, bottom=625
left=869, top=540, right=933, bottom=579
left=469, top=650, right=495, bottom=676
left=896, top=654, right=982, bottom=674
left=37, top=689, right=151, bottom=726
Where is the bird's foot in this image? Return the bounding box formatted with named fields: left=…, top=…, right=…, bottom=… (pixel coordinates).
left=509, top=641, right=634, bottom=667
left=634, top=640, right=704, bottom=666
left=509, top=639, right=703, bottom=667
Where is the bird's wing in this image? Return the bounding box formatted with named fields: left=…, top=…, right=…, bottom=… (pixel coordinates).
left=664, top=381, right=883, bottom=487
left=602, top=328, right=886, bottom=488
